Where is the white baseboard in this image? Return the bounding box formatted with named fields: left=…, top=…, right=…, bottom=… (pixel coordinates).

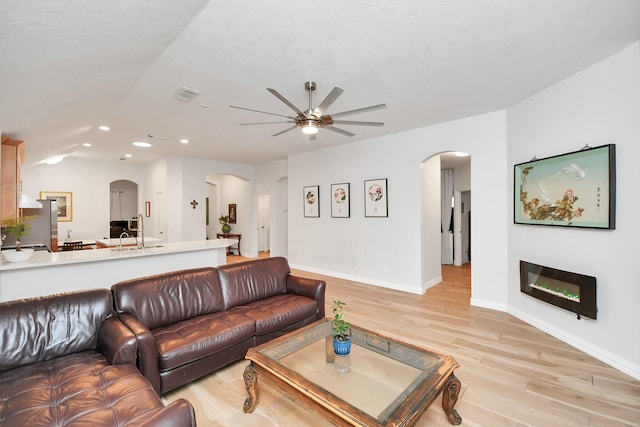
left=289, top=265, right=640, bottom=381
left=508, top=307, right=640, bottom=381
left=289, top=263, right=424, bottom=295
left=470, top=297, right=508, bottom=312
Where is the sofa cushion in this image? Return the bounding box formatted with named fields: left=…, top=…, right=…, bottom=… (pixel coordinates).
left=229, top=294, right=318, bottom=335
left=153, top=311, right=256, bottom=372
left=112, top=267, right=224, bottom=330
left=217, top=256, right=290, bottom=309
left=0, top=289, right=112, bottom=372
left=0, top=351, right=166, bottom=427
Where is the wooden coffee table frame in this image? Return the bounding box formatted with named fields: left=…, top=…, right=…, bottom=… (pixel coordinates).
left=243, top=319, right=461, bottom=426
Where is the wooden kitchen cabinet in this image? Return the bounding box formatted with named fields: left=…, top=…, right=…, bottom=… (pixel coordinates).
left=1, top=136, right=24, bottom=221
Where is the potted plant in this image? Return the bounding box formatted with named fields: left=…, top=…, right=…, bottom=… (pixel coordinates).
left=218, top=214, right=232, bottom=234
left=331, top=300, right=351, bottom=356
left=1, top=214, right=37, bottom=262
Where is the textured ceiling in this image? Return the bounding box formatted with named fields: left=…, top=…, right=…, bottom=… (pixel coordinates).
left=1, top=1, right=639, bottom=167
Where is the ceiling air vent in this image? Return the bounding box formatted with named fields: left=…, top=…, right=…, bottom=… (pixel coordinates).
left=175, top=86, right=200, bottom=102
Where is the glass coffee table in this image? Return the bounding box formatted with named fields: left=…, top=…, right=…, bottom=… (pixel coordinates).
left=243, top=319, right=462, bottom=426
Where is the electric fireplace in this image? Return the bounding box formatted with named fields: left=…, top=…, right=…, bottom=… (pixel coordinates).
left=520, top=260, right=597, bottom=319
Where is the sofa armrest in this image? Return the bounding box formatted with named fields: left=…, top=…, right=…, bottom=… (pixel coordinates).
left=286, top=275, right=326, bottom=319
left=96, top=315, right=137, bottom=365
left=118, top=313, right=162, bottom=394
left=137, top=399, right=196, bottom=427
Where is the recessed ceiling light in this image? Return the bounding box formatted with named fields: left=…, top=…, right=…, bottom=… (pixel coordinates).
left=132, top=141, right=152, bottom=148
left=180, top=139, right=189, bottom=144
left=99, top=125, right=110, bottom=131
left=82, top=143, right=92, bottom=147
left=125, top=154, right=132, bottom=158
left=45, top=156, right=64, bottom=165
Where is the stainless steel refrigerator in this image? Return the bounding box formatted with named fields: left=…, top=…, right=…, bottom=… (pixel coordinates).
left=5, top=199, right=59, bottom=252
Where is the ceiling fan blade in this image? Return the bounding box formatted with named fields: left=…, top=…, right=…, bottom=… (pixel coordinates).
left=330, top=103, right=387, bottom=118
left=272, top=125, right=298, bottom=137
left=332, top=120, right=384, bottom=127
left=266, top=88, right=304, bottom=115
left=230, top=105, right=294, bottom=119
left=313, top=87, right=344, bottom=116
left=324, top=126, right=355, bottom=137
left=239, top=121, right=294, bottom=125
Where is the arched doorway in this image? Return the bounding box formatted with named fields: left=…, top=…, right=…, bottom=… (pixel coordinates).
left=420, top=152, right=471, bottom=293
left=109, top=179, right=138, bottom=238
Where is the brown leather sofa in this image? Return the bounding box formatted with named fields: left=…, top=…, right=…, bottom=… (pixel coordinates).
left=0, top=289, right=196, bottom=427
left=111, top=256, right=326, bottom=394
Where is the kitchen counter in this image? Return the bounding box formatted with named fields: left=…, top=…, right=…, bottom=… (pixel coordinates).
left=94, top=237, right=162, bottom=248
left=0, top=239, right=236, bottom=302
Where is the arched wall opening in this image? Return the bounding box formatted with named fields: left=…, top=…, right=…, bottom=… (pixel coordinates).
left=420, top=151, right=471, bottom=294
left=205, top=173, right=251, bottom=253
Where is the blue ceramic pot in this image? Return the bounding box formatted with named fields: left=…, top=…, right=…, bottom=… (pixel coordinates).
left=333, top=336, right=351, bottom=356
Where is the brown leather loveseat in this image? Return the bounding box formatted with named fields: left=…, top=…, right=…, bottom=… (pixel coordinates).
left=0, top=289, right=196, bottom=427
left=111, top=256, right=326, bottom=394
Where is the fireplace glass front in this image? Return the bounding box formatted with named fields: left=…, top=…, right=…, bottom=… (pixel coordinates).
left=520, top=260, right=597, bottom=319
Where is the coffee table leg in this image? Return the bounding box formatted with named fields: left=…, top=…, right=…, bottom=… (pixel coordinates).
left=243, top=363, right=259, bottom=413
left=442, top=373, right=462, bottom=425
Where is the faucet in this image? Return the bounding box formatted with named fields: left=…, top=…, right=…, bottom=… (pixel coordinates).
left=137, top=213, right=145, bottom=249
left=119, top=231, right=129, bottom=251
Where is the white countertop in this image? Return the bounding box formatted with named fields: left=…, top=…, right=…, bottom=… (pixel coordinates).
left=0, top=239, right=237, bottom=271
left=94, top=237, right=162, bottom=247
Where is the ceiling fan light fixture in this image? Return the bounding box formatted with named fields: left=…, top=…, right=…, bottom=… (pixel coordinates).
left=302, top=121, right=318, bottom=135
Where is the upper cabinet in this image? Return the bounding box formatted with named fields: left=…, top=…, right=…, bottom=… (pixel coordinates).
left=1, top=136, right=24, bottom=221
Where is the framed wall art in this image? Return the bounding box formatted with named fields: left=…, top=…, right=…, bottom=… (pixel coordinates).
left=364, top=178, right=388, bottom=217
left=228, top=203, right=237, bottom=223
left=303, top=185, right=320, bottom=217
left=331, top=183, right=350, bottom=218
left=40, top=191, right=73, bottom=222
left=514, top=144, right=616, bottom=229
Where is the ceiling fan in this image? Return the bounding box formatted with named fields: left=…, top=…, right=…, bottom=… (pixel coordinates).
left=230, top=81, right=386, bottom=141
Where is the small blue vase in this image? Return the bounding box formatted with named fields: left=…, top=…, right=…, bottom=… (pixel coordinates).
left=333, top=336, right=351, bottom=356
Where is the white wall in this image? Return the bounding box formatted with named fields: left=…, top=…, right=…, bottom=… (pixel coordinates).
left=255, top=159, right=288, bottom=257
left=206, top=173, right=251, bottom=242
left=507, top=42, right=640, bottom=379
left=22, top=158, right=145, bottom=240
left=421, top=155, right=442, bottom=290
left=288, top=110, right=508, bottom=301
left=168, top=157, right=256, bottom=253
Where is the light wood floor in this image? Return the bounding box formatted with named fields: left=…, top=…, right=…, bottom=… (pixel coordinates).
left=163, top=255, right=640, bottom=426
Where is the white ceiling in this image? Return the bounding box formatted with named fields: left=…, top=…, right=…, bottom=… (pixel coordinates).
left=1, top=1, right=639, bottom=167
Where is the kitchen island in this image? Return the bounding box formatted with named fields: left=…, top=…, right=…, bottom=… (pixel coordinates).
left=0, top=239, right=236, bottom=302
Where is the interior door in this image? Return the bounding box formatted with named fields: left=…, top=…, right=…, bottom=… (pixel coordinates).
left=205, top=183, right=217, bottom=239
left=257, top=195, right=270, bottom=252
left=154, top=192, right=165, bottom=241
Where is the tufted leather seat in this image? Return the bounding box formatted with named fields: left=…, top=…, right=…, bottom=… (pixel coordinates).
left=0, top=289, right=196, bottom=427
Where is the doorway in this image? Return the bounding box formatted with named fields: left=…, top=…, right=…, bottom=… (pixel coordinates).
left=257, top=194, right=270, bottom=253
left=109, top=179, right=138, bottom=238
left=439, top=152, right=471, bottom=266
left=205, top=182, right=218, bottom=240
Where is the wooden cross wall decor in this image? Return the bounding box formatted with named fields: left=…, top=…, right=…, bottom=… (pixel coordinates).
left=190, top=200, right=198, bottom=209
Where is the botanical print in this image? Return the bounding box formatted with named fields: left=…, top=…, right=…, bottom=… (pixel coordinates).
left=364, top=179, right=388, bottom=217
left=303, top=186, right=320, bottom=217
left=515, top=145, right=614, bottom=228
left=368, top=184, right=383, bottom=202
left=331, top=183, right=350, bottom=218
